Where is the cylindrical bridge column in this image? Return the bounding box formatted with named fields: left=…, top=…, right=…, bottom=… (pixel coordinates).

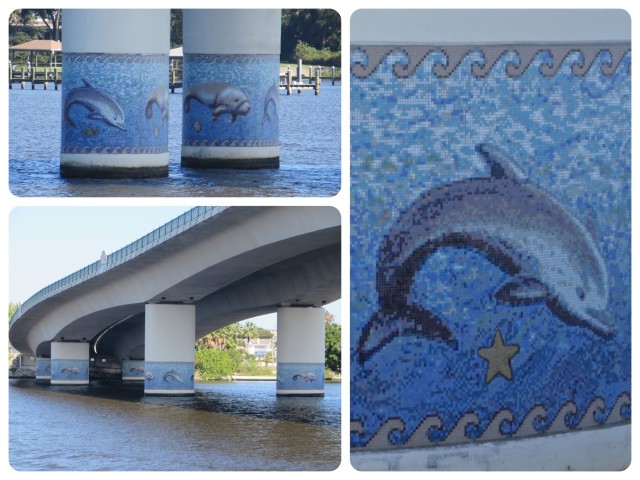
left=144, top=304, right=195, bottom=395
left=60, top=9, right=170, bottom=178
left=51, top=342, right=90, bottom=385
left=181, top=9, right=281, bottom=169
left=276, top=307, right=325, bottom=396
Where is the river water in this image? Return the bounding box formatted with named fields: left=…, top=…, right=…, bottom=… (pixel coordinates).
left=8, top=85, right=341, bottom=197
left=8, top=379, right=341, bottom=471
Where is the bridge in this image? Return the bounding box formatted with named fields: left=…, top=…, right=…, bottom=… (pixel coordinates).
left=9, top=206, right=341, bottom=396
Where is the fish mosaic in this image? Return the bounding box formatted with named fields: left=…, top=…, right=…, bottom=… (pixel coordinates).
left=350, top=43, right=631, bottom=451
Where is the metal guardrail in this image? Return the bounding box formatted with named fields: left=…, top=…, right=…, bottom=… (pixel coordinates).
left=9, top=206, right=228, bottom=328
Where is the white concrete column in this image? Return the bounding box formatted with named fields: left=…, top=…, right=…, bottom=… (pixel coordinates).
left=35, top=357, right=51, bottom=380
left=276, top=307, right=325, bottom=396
left=61, top=9, right=170, bottom=178
left=122, top=359, right=145, bottom=381
left=181, top=9, right=281, bottom=169
left=144, top=304, right=195, bottom=395
left=51, top=342, right=90, bottom=385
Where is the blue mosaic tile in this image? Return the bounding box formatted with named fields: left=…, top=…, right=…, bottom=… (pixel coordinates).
left=144, top=361, right=194, bottom=392
left=277, top=363, right=325, bottom=391
left=182, top=54, right=280, bottom=147
left=350, top=44, right=631, bottom=450
left=61, top=53, right=169, bottom=154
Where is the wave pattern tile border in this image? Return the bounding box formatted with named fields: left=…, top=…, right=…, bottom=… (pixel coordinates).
left=350, top=44, right=631, bottom=451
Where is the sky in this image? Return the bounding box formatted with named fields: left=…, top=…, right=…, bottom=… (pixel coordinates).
left=8, top=206, right=341, bottom=330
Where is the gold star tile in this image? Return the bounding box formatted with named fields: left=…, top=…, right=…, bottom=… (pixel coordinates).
left=478, top=329, right=520, bottom=384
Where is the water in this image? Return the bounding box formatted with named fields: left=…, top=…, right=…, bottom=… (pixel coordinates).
left=8, top=85, right=341, bottom=197
left=8, top=379, right=341, bottom=471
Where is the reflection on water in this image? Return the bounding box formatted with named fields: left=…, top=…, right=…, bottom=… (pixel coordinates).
left=9, top=86, right=341, bottom=197
left=9, top=379, right=340, bottom=471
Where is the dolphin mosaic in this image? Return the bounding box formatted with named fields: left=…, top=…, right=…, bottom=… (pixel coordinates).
left=292, top=371, right=317, bottom=382
left=357, top=143, right=612, bottom=363
left=162, top=369, right=184, bottom=383
left=64, top=78, right=126, bottom=131
left=262, top=82, right=280, bottom=127
left=61, top=367, right=80, bottom=376
left=145, top=85, right=169, bottom=123
left=183, top=82, right=251, bottom=123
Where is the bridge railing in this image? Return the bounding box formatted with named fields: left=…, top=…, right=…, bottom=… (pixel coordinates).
left=10, top=206, right=227, bottom=328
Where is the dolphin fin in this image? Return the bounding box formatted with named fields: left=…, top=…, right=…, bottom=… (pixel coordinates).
left=476, top=144, right=527, bottom=180
left=82, top=78, right=96, bottom=89
left=357, top=304, right=456, bottom=363
left=495, top=275, right=549, bottom=305
left=88, top=113, right=104, bottom=120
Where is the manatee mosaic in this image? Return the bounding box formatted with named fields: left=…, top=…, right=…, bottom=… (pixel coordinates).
left=350, top=44, right=631, bottom=450
left=182, top=54, right=280, bottom=148
left=277, top=363, right=325, bottom=392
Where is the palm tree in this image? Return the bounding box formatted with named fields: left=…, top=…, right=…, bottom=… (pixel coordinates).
left=242, top=321, right=259, bottom=346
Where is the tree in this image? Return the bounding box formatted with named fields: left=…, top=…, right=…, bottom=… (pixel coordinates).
left=281, top=9, right=341, bottom=62
left=242, top=321, right=259, bottom=345
left=324, top=310, right=341, bottom=373
left=170, top=9, right=183, bottom=48
left=8, top=303, right=20, bottom=323
left=16, top=9, right=62, bottom=41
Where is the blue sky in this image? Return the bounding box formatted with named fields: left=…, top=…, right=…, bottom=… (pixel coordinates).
left=9, top=206, right=341, bottom=329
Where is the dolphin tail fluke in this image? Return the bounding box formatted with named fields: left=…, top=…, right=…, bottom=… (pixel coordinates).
left=357, top=305, right=455, bottom=363
left=145, top=99, right=155, bottom=119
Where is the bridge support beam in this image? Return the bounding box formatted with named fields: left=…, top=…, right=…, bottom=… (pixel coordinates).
left=144, top=304, right=195, bottom=395
left=60, top=9, right=170, bottom=178
left=181, top=9, right=281, bottom=169
left=50, top=342, right=90, bottom=385
left=35, top=357, right=51, bottom=381
left=276, top=307, right=325, bottom=396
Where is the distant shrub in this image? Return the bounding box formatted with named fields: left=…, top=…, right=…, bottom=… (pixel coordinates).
left=292, top=41, right=341, bottom=67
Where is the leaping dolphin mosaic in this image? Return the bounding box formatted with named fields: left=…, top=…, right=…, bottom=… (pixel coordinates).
left=357, top=144, right=612, bottom=363
left=64, top=78, right=126, bottom=131
left=145, top=85, right=169, bottom=123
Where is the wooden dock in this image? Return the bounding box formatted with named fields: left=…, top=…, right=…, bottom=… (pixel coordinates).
left=9, top=66, right=62, bottom=90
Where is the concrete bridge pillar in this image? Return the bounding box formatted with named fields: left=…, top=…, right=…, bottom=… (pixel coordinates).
left=144, top=304, right=195, bottom=395
left=276, top=307, right=325, bottom=396
left=60, top=9, right=170, bottom=178
left=35, top=357, right=51, bottom=381
left=181, top=9, right=281, bottom=169
left=50, top=342, right=90, bottom=385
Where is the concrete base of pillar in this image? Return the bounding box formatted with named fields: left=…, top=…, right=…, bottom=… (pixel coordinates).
left=60, top=154, right=169, bottom=178
left=181, top=146, right=279, bottom=169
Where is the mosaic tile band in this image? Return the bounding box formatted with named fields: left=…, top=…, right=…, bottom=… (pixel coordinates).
left=35, top=358, right=51, bottom=379
left=182, top=54, right=280, bottom=149
left=51, top=359, right=90, bottom=383
left=351, top=44, right=631, bottom=79
left=61, top=53, right=169, bottom=155
left=144, top=361, right=194, bottom=393
left=350, top=42, right=630, bottom=451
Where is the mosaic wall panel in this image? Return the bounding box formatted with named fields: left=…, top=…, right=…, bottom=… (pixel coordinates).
left=35, top=358, right=51, bottom=379
left=51, top=359, right=89, bottom=382
left=350, top=44, right=631, bottom=451
left=182, top=54, right=280, bottom=148
left=122, top=359, right=145, bottom=380
left=61, top=53, right=169, bottom=154
left=144, top=361, right=194, bottom=392
left=277, top=363, right=325, bottom=392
